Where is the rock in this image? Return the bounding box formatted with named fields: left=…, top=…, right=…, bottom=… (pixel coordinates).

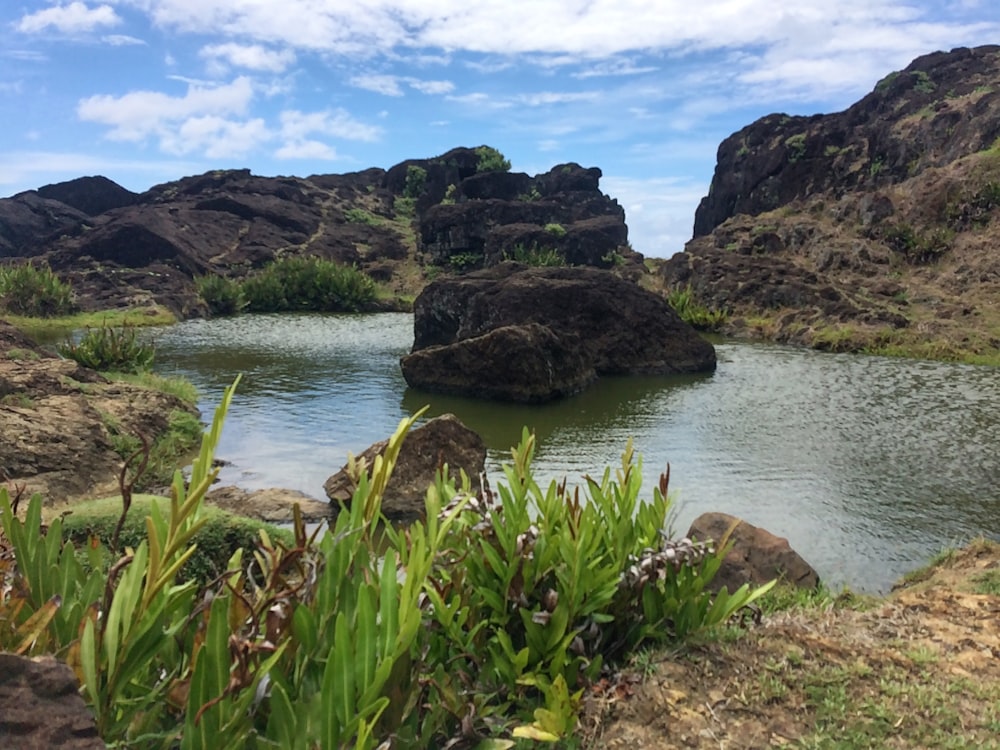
left=36, top=175, right=138, bottom=217
left=205, top=486, right=330, bottom=524
left=0, top=653, right=104, bottom=749
left=687, top=512, right=820, bottom=593
left=400, top=264, right=716, bottom=402
left=0, top=321, right=198, bottom=503
left=324, top=414, right=486, bottom=523
left=401, top=323, right=596, bottom=402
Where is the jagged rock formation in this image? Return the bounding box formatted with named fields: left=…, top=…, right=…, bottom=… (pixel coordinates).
left=663, top=45, right=1000, bottom=357
left=400, top=263, right=716, bottom=402
left=0, top=147, right=639, bottom=319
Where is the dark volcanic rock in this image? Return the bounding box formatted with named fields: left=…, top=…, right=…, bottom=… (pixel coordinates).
left=324, top=413, right=486, bottom=523
left=694, top=45, right=1000, bottom=236
left=37, top=175, right=138, bottom=216
left=0, top=192, right=90, bottom=258
left=400, top=264, right=715, bottom=402
left=0, top=653, right=104, bottom=749
left=687, top=512, right=820, bottom=593
left=401, top=323, right=596, bottom=402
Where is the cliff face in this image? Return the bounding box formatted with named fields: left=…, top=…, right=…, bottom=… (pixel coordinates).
left=663, top=45, right=1000, bottom=360
left=0, top=147, right=635, bottom=317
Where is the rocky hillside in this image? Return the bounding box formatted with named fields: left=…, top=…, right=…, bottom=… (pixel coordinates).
left=0, top=147, right=638, bottom=318
left=661, top=45, right=1000, bottom=361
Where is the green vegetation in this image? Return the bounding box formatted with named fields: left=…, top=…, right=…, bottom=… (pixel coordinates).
left=394, top=195, right=417, bottom=217
left=4, top=347, right=40, bottom=361
left=58, top=323, right=155, bottom=373
left=666, top=285, right=729, bottom=332
left=544, top=222, right=567, bottom=237
left=196, top=274, right=245, bottom=316
left=0, top=262, right=76, bottom=317
left=110, top=370, right=198, bottom=403
left=344, top=207, right=383, bottom=226
left=874, top=70, right=900, bottom=93
left=475, top=145, right=512, bottom=172
left=241, top=256, right=376, bottom=313
left=403, top=165, right=428, bottom=199
left=824, top=145, right=843, bottom=157
left=505, top=243, right=565, bottom=267
left=911, top=70, right=936, bottom=94
left=785, top=133, right=807, bottom=162
left=881, top=222, right=953, bottom=265
left=61, top=494, right=292, bottom=584
left=99, top=408, right=204, bottom=490
left=0, top=383, right=772, bottom=748
left=518, top=186, right=543, bottom=202
left=3, top=307, right=176, bottom=340
left=440, top=183, right=457, bottom=205
left=447, top=251, right=483, bottom=271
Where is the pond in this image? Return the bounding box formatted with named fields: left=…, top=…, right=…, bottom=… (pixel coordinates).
left=150, top=312, right=1000, bottom=593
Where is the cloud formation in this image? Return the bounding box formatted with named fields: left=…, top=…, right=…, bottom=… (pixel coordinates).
left=17, top=2, right=120, bottom=34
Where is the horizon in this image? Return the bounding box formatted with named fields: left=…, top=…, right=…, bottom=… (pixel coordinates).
left=2, top=2, right=999, bottom=258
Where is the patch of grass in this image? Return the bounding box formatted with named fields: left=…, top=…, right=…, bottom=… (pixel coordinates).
left=504, top=243, right=565, bottom=267
left=60, top=494, right=293, bottom=584
left=0, top=262, right=76, bottom=317
left=785, top=133, right=807, bottom=162
left=344, top=207, right=383, bottom=226
left=57, top=323, right=155, bottom=373
left=898, top=547, right=959, bottom=586
left=447, top=252, right=483, bottom=271
left=107, top=371, right=198, bottom=404
left=241, top=255, right=377, bottom=313
left=972, top=569, right=1000, bottom=595
left=911, top=70, right=936, bottom=94
left=0, top=393, right=34, bottom=408
left=544, top=222, right=567, bottom=237
left=666, top=285, right=729, bottom=332
left=195, top=274, right=245, bottom=316
left=4, top=347, right=40, bottom=361
left=6, top=307, right=176, bottom=341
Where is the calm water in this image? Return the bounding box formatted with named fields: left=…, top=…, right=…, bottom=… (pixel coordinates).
left=150, top=313, right=1000, bottom=592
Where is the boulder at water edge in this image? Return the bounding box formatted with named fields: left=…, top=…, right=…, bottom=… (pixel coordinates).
left=324, top=413, right=486, bottom=523
left=687, top=512, right=820, bottom=593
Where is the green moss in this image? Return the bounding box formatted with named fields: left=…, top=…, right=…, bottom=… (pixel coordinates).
left=61, top=494, right=293, bottom=583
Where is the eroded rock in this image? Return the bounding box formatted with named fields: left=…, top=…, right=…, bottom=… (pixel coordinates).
left=324, top=413, right=486, bottom=523
left=687, top=512, right=820, bottom=593
left=0, top=653, right=104, bottom=749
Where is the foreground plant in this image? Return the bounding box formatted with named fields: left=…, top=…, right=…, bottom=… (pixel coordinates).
left=0, top=262, right=76, bottom=317
left=58, top=322, right=155, bottom=373
left=0, top=392, right=773, bottom=748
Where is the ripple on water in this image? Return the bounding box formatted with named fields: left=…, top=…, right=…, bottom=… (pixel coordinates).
left=151, top=317, right=1000, bottom=593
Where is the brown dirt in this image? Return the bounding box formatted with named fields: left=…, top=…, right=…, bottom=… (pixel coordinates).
left=590, top=539, right=1000, bottom=749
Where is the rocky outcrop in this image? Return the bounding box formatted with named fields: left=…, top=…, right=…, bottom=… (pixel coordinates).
left=419, top=162, right=633, bottom=270
left=400, top=263, right=716, bottom=402
left=0, top=147, right=645, bottom=318
left=0, top=653, right=104, bottom=749
left=0, top=321, right=198, bottom=502
left=687, top=512, right=820, bottom=593
left=663, top=45, right=1000, bottom=357
left=324, top=413, right=486, bottom=523
left=205, top=486, right=330, bottom=523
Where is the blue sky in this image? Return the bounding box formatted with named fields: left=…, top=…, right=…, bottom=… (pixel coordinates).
left=2, top=2, right=998, bottom=257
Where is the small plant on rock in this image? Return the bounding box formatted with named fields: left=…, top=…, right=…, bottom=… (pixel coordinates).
left=58, top=323, right=155, bottom=373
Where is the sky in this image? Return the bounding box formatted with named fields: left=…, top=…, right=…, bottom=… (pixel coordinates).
left=2, top=2, right=999, bottom=258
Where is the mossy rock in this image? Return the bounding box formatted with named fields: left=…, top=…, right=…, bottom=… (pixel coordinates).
left=60, top=494, right=294, bottom=583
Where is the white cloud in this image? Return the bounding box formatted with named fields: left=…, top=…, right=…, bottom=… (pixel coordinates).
left=279, top=109, right=381, bottom=142
left=275, top=140, right=337, bottom=160
left=350, top=74, right=404, bottom=96
left=602, top=175, right=709, bottom=257
left=200, top=43, right=296, bottom=74
left=77, top=77, right=255, bottom=142
left=103, top=34, right=145, bottom=46
left=517, top=91, right=600, bottom=106
left=17, top=2, right=120, bottom=34
left=409, top=79, right=455, bottom=95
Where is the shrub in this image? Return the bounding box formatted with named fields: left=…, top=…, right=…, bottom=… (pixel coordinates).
left=475, top=145, right=511, bottom=172
left=505, top=243, right=565, bottom=267
left=344, top=207, right=382, bottom=226
left=241, top=255, right=377, bottom=312
left=785, top=133, right=807, bottom=162
left=57, top=323, right=155, bottom=373
left=0, top=384, right=774, bottom=748
left=0, top=262, right=76, bottom=317
left=195, top=274, right=245, bottom=316
left=666, top=285, right=730, bottom=331
left=544, top=222, right=567, bottom=237
left=404, top=165, right=428, bottom=199
left=448, top=252, right=483, bottom=271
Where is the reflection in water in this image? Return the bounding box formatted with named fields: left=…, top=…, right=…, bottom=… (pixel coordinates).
left=152, top=313, right=1000, bottom=592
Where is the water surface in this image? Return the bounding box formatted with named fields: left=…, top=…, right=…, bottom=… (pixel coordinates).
left=151, top=313, right=1000, bottom=592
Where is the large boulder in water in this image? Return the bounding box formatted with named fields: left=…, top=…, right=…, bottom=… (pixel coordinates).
left=399, top=263, right=716, bottom=402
